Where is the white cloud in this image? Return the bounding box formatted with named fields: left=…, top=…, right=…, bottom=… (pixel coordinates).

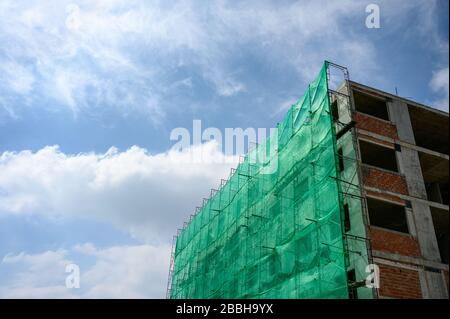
left=0, top=61, right=35, bottom=95
left=271, top=97, right=298, bottom=118
left=0, top=141, right=237, bottom=243
left=2, top=0, right=442, bottom=121
left=0, top=243, right=170, bottom=298
left=75, top=243, right=171, bottom=298
left=2, top=250, right=70, bottom=285
left=209, top=0, right=377, bottom=81
left=215, top=79, right=246, bottom=97
left=0, top=249, right=78, bottom=298
left=429, top=67, right=449, bottom=111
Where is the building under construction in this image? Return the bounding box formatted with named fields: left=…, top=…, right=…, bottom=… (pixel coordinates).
left=167, top=62, right=449, bottom=299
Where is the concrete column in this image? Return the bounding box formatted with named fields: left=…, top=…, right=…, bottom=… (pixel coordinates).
left=424, top=270, right=449, bottom=299
left=388, top=100, right=415, bottom=144
left=410, top=201, right=441, bottom=261
left=388, top=99, right=446, bottom=298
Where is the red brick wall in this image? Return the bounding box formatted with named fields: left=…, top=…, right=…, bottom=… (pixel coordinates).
left=362, top=166, right=409, bottom=195
left=370, top=227, right=421, bottom=257
left=354, top=112, right=399, bottom=139
left=378, top=264, right=423, bottom=299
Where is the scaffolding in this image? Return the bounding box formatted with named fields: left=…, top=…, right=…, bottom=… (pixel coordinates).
left=167, top=61, right=374, bottom=299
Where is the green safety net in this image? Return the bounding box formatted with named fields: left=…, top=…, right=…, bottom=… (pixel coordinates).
left=170, top=62, right=364, bottom=299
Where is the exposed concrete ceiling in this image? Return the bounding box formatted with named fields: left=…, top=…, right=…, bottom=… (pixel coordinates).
left=430, top=206, right=449, bottom=233
left=409, top=104, right=449, bottom=155
left=419, top=152, right=449, bottom=184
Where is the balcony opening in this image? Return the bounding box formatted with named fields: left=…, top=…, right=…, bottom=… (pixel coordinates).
left=367, top=197, right=409, bottom=233
left=431, top=207, right=449, bottom=264
left=359, top=140, right=398, bottom=172
left=419, top=152, right=449, bottom=205
left=408, top=104, right=449, bottom=155
left=353, top=90, right=389, bottom=121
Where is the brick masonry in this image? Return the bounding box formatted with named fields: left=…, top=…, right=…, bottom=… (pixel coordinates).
left=370, top=227, right=421, bottom=257
left=378, top=264, right=423, bottom=299
left=362, top=166, right=409, bottom=195
left=354, top=111, right=399, bottom=140
left=352, top=86, right=448, bottom=299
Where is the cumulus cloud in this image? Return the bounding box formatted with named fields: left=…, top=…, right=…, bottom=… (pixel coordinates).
left=75, top=243, right=171, bottom=298
left=0, top=141, right=237, bottom=242
left=0, top=249, right=78, bottom=298
left=0, top=243, right=170, bottom=298
left=0, top=141, right=237, bottom=299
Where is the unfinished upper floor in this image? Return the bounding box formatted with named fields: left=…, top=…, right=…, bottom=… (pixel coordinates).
left=349, top=81, right=449, bottom=207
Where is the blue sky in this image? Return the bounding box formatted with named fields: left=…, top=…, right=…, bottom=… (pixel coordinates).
left=0, top=0, right=448, bottom=298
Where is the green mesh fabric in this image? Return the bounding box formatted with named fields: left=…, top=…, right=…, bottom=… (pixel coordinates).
left=170, top=63, right=353, bottom=299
